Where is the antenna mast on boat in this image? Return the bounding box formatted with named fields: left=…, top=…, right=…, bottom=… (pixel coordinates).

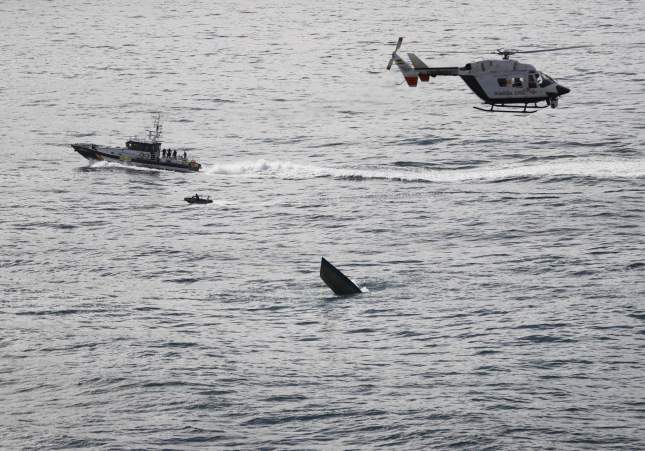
left=147, top=113, right=163, bottom=143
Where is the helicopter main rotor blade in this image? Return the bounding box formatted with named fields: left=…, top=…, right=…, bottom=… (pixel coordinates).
left=496, top=45, right=591, bottom=55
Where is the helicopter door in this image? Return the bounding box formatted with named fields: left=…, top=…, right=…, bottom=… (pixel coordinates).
left=528, top=74, right=537, bottom=89
left=511, top=77, right=524, bottom=88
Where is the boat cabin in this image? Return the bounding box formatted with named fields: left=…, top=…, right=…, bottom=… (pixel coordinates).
left=126, top=140, right=161, bottom=153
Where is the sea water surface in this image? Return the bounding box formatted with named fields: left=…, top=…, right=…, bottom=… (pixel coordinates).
left=2, top=0, right=645, bottom=449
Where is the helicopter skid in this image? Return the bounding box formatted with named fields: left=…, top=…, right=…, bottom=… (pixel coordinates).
left=474, top=102, right=549, bottom=114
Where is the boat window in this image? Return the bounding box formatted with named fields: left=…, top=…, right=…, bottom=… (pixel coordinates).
left=512, top=77, right=523, bottom=88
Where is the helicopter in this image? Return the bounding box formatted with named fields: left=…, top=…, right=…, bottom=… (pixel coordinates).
left=387, top=37, right=587, bottom=113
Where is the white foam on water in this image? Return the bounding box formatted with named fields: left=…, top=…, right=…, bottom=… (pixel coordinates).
left=204, top=159, right=324, bottom=179
left=87, top=160, right=161, bottom=173
left=460, top=159, right=645, bottom=182
left=203, top=158, right=645, bottom=183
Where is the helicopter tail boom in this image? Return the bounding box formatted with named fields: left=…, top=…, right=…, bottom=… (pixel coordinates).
left=408, top=54, right=459, bottom=78
left=388, top=38, right=460, bottom=86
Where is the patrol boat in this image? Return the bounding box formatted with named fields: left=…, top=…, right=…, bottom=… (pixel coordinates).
left=71, top=115, right=202, bottom=172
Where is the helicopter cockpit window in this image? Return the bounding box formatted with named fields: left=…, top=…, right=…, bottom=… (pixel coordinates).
left=538, top=72, right=553, bottom=87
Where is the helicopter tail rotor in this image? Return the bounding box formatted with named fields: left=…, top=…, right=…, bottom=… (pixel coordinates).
left=386, top=37, right=418, bottom=86
left=386, top=37, right=404, bottom=70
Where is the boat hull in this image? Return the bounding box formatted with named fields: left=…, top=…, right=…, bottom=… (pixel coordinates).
left=71, top=144, right=201, bottom=173
left=184, top=197, right=212, bottom=204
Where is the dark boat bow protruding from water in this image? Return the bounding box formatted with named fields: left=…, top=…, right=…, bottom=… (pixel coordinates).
left=320, top=257, right=362, bottom=295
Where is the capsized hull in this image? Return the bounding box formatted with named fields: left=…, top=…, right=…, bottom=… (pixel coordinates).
left=320, top=257, right=362, bottom=295
left=71, top=144, right=201, bottom=173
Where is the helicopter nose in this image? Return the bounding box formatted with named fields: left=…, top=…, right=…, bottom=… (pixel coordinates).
left=556, top=84, right=570, bottom=96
